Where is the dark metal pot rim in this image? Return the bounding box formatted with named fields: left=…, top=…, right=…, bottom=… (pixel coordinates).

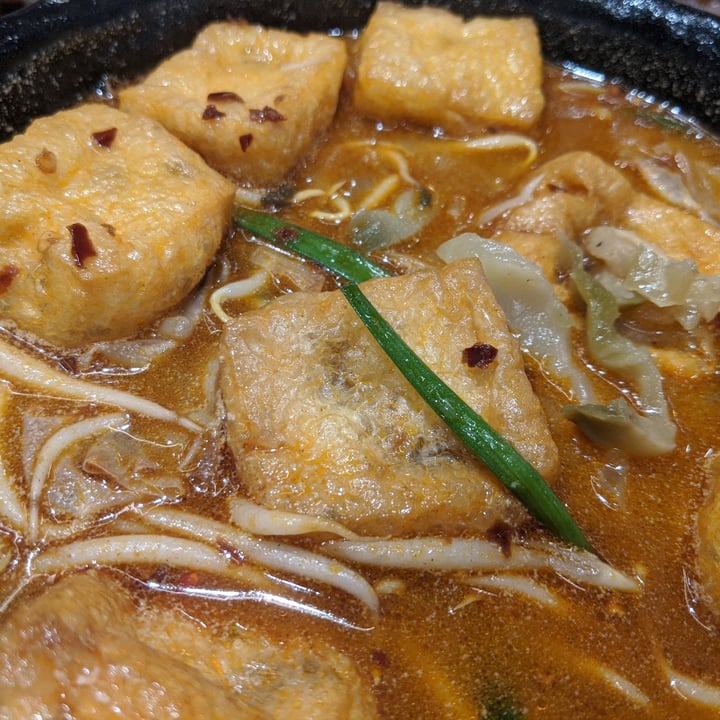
left=1, top=0, right=719, bottom=139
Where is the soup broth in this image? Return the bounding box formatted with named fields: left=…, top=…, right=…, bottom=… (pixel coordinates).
left=1, top=14, right=720, bottom=720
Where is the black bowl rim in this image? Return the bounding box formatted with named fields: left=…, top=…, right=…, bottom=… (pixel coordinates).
left=0, top=0, right=719, bottom=139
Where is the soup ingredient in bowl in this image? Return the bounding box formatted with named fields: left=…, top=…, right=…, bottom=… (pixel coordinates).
left=120, top=22, right=347, bottom=186
left=353, top=2, right=544, bottom=133
left=233, top=206, right=590, bottom=548
left=221, top=257, right=558, bottom=537
left=0, top=570, right=378, bottom=719
left=0, top=103, right=235, bottom=348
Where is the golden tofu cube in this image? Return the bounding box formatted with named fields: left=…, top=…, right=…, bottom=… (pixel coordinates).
left=354, top=3, right=544, bottom=133
left=0, top=103, right=234, bottom=347
left=0, top=572, right=379, bottom=719
left=221, top=258, right=558, bottom=536
left=121, top=22, right=347, bottom=186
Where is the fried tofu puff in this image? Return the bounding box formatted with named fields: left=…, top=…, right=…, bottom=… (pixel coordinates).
left=354, top=2, right=544, bottom=133
left=0, top=572, right=378, bottom=720
left=120, top=22, right=347, bottom=186
left=221, top=258, right=558, bottom=537
left=0, top=103, right=235, bottom=348
left=497, top=152, right=720, bottom=274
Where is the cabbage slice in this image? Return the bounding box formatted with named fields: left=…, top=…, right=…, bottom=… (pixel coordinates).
left=564, top=267, right=676, bottom=456
left=437, top=233, right=595, bottom=403
left=349, top=187, right=437, bottom=251
left=437, top=232, right=677, bottom=456
left=582, top=225, right=720, bottom=330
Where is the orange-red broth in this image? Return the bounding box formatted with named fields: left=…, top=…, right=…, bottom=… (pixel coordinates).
left=4, top=57, right=720, bottom=719
left=266, top=65, right=720, bottom=718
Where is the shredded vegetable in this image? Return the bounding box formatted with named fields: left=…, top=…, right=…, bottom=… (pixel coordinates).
left=565, top=267, right=677, bottom=455
left=349, top=187, right=437, bottom=251
left=582, top=225, right=720, bottom=330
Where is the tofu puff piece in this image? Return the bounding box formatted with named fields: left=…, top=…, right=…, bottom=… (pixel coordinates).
left=120, top=22, right=347, bottom=186
left=0, top=572, right=378, bottom=720
left=221, top=258, right=558, bottom=537
left=0, top=103, right=234, bottom=348
left=353, top=2, right=544, bottom=134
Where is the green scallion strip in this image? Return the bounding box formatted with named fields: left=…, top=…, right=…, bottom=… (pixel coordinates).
left=631, top=108, right=693, bottom=134
left=234, top=206, right=391, bottom=282
left=234, top=205, right=592, bottom=551
left=341, top=282, right=592, bottom=552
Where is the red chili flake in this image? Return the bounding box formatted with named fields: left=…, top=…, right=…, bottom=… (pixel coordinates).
left=486, top=520, right=514, bottom=558
left=273, top=226, right=299, bottom=243
left=239, top=133, right=253, bottom=152
left=274, top=93, right=286, bottom=104
left=34, top=148, right=57, bottom=174
left=0, top=264, right=18, bottom=294
left=202, top=104, right=226, bottom=120
left=249, top=105, right=286, bottom=123
left=462, top=342, right=498, bottom=368
left=100, top=222, right=116, bottom=237
left=177, top=570, right=201, bottom=588
left=67, top=223, right=97, bottom=268
left=371, top=649, right=391, bottom=668
left=91, top=127, right=118, bottom=149
left=207, top=91, right=243, bottom=103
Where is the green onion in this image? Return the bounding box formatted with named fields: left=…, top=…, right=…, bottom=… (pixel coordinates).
left=234, top=206, right=391, bottom=282
left=234, top=206, right=592, bottom=551
left=631, top=108, right=693, bottom=134
left=342, top=283, right=591, bottom=552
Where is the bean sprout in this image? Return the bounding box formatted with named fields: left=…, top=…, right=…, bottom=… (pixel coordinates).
left=323, top=536, right=640, bottom=592
left=229, top=496, right=360, bottom=538
left=0, top=336, right=201, bottom=432
left=462, top=573, right=560, bottom=607
left=141, top=506, right=379, bottom=613
left=28, top=413, right=129, bottom=541
left=31, top=533, right=276, bottom=591
left=209, top=271, right=270, bottom=322
left=0, top=458, right=25, bottom=532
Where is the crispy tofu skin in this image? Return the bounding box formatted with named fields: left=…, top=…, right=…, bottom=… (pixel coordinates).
left=0, top=103, right=234, bottom=348
left=353, top=3, right=544, bottom=133
left=0, top=572, right=378, bottom=720
left=138, top=599, right=379, bottom=720
left=221, top=258, right=558, bottom=537
left=499, top=151, right=632, bottom=243
left=120, top=22, right=347, bottom=186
